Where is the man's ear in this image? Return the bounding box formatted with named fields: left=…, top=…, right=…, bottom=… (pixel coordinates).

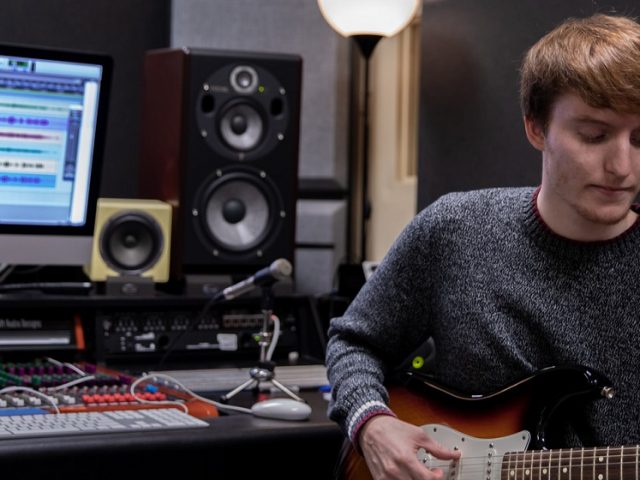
left=523, top=116, right=545, bottom=151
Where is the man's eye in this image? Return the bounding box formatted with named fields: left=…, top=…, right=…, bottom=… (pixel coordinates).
left=579, top=132, right=606, bottom=143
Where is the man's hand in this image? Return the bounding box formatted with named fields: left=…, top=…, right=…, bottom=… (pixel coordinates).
left=359, top=415, right=461, bottom=480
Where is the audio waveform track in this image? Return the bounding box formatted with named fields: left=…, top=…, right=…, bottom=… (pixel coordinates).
left=0, top=174, right=54, bottom=187
left=0, top=116, right=49, bottom=126
left=0, top=147, right=54, bottom=154
left=0, top=101, right=68, bottom=112
left=0, top=131, right=61, bottom=140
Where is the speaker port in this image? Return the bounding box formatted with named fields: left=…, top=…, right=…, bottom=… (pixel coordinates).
left=201, top=93, right=215, bottom=113
left=270, top=98, right=283, bottom=117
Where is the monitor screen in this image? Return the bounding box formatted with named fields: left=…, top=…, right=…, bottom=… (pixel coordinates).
left=0, top=44, right=111, bottom=265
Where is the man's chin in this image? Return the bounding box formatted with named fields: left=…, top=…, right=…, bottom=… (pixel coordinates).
left=583, top=206, right=634, bottom=227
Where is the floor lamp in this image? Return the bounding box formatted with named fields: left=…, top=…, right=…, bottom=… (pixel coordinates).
left=317, top=0, right=420, bottom=262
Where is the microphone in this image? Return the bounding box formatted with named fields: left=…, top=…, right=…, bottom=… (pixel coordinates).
left=217, top=258, right=293, bottom=301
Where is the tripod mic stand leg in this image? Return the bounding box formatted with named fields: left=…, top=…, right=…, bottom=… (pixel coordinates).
left=220, top=377, right=257, bottom=402
left=270, top=377, right=304, bottom=402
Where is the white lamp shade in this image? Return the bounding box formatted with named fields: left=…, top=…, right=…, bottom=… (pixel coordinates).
left=317, top=0, right=420, bottom=38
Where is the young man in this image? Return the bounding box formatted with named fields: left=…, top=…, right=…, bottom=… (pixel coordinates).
left=325, top=13, right=640, bottom=480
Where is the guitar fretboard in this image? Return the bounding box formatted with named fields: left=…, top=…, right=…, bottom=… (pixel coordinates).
left=502, top=446, right=640, bottom=480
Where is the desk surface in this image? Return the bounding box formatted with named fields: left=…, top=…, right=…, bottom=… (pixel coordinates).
left=0, top=391, right=344, bottom=479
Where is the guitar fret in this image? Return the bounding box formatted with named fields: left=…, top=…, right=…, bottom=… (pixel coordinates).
left=594, top=446, right=608, bottom=480
left=569, top=448, right=581, bottom=480
left=504, top=451, right=512, bottom=480
left=621, top=445, right=637, bottom=480
left=549, top=449, right=559, bottom=480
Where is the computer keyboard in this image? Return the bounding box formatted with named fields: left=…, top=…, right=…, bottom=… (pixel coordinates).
left=155, top=364, right=329, bottom=393
left=0, top=408, right=208, bottom=439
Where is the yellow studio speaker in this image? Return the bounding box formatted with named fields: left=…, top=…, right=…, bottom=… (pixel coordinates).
left=85, top=198, right=172, bottom=282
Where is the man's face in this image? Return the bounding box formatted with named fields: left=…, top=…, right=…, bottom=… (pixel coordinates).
left=526, top=92, right=640, bottom=241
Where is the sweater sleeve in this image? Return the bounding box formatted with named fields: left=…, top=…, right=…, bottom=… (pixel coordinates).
left=325, top=209, right=437, bottom=445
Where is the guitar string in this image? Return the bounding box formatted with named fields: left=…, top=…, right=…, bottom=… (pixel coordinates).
left=425, top=451, right=640, bottom=470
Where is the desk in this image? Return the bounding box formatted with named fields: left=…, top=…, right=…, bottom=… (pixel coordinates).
left=0, top=391, right=344, bottom=479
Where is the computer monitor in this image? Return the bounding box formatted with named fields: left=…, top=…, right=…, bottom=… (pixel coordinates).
left=0, top=44, right=112, bottom=265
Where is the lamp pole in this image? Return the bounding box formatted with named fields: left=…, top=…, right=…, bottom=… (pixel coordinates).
left=353, top=35, right=381, bottom=262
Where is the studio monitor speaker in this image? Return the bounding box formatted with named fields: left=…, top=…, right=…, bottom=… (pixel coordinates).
left=84, top=198, right=172, bottom=282
left=139, top=48, right=301, bottom=277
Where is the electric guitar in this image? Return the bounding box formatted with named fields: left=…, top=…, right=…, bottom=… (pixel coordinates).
left=337, top=365, right=635, bottom=480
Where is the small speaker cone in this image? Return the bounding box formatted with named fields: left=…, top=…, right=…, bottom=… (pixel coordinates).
left=230, top=114, right=248, bottom=135
left=100, top=213, right=163, bottom=273
left=219, top=102, right=263, bottom=152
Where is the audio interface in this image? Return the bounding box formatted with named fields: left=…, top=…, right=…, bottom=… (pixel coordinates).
left=94, top=303, right=300, bottom=362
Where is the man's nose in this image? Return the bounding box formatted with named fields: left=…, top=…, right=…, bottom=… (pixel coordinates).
left=604, top=138, right=634, bottom=177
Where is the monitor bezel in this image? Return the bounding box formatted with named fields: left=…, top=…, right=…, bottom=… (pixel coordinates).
left=0, top=42, right=113, bottom=237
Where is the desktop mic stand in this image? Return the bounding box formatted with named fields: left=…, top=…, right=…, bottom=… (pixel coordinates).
left=220, top=284, right=303, bottom=403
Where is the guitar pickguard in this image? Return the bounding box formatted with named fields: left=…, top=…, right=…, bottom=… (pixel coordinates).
left=419, top=424, right=531, bottom=480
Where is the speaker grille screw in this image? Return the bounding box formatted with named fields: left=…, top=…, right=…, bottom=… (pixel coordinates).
left=216, top=169, right=222, bottom=177
left=213, top=249, right=219, bottom=256
left=257, top=250, right=263, bottom=257
left=192, top=208, right=198, bottom=216
left=203, top=83, right=210, bottom=91
left=279, top=87, right=286, bottom=95
left=277, top=133, right=284, bottom=141
left=280, top=211, right=286, bottom=218
left=200, top=129, right=207, bottom=137
left=259, top=171, right=266, bottom=178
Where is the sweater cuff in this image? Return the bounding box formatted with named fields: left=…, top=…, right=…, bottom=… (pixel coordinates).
left=348, top=402, right=397, bottom=452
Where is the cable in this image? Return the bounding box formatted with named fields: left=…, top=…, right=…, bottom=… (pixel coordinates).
left=156, top=293, right=222, bottom=370
left=0, top=386, right=61, bottom=414
left=0, top=264, right=15, bottom=284
left=47, top=375, right=96, bottom=391
left=265, top=314, right=280, bottom=361
left=131, top=373, right=253, bottom=416
left=45, top=357, right=89, bottom=377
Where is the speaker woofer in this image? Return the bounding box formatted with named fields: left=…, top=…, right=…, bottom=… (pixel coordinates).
left=194, top=169, right=284, bottom=256
left=100, top=212, right=163, bottom=273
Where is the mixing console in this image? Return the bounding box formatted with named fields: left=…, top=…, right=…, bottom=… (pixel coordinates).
left=0, top=358, right=218, bottom=418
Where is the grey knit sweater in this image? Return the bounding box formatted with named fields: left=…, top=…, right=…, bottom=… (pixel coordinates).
left=325, top=187, right=640, bottom=448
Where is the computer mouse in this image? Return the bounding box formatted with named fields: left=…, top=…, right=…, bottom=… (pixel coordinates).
left=250, top=398, right=312, bottom=421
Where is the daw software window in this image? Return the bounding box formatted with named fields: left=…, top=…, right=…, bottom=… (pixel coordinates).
left=0, top=54, right=102, bottom=226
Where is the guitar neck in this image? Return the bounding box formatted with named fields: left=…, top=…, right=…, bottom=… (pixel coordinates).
left=502, top=446, right=640, bottom=480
